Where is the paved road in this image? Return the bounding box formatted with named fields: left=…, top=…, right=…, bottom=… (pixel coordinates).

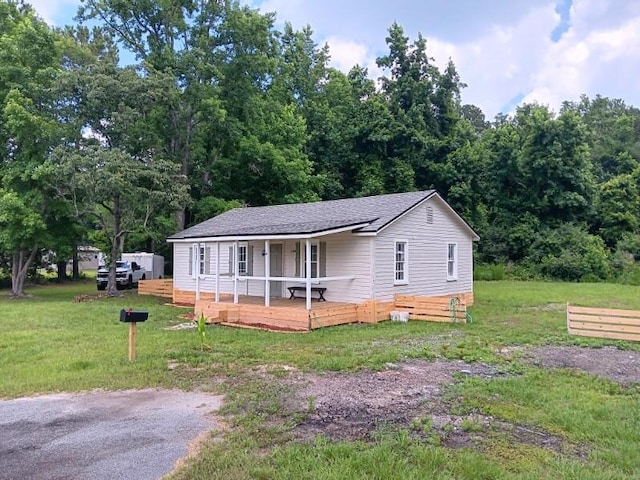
left=0, top=389, right=223, bottom=480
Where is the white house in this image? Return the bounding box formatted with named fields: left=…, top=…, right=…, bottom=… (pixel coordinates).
left=167, top=190, right=479, bottom=317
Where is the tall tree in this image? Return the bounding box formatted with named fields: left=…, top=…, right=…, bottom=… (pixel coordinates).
left=0, top=1, right=63, bottom=295
left=479, top=104, right=595, bottom=263
left=49, top=145, right=188, bottom=295
left=461, top=104, right=489, bottom=134
left=563, top=95, right=640, bottom=182
left=375, top=23, right=467, bottom=195
left=77, top=0, right=287, bottom=228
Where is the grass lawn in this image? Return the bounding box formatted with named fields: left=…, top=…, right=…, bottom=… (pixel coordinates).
left=1, top=280, right=639, bottom=479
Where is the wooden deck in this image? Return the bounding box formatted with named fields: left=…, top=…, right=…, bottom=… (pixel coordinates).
left=145, top=286, right=474, bottom=332
left=138, top=279, right=173, bottom=299
left=195, top=295, right=359, bottom=331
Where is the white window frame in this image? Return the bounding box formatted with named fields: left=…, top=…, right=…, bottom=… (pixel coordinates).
left=199, top=245, right=206, bottom=276
left=310, top=243, right=319, bottom=279
left=447, top=243, right=458, bottom=281
left=238, top=242, right=248, bottom=276
left=394, top=240, right=409, bottom=285
left=301, top=241, right=320, bottom=279
left=191, top=243, right=209, bottom=278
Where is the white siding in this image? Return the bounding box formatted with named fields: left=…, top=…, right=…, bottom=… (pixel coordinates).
left=172, top=241, right=235, bottom=294
left=329, top=233, right=372, bottom=303
left=373, top=196, right=475, bottom=301
left=279, top=234, right=372, bottom=303
left=174, top=234, right=372, bottom=303
left=172, top=242, right=192, bottom=291
left=173, top=196, right=475, bottom=304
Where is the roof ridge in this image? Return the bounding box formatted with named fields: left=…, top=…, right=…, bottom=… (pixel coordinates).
left=169, top=190, right=437, bottom=239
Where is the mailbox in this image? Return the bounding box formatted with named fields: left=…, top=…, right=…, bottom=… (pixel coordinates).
left=120, top=309, right=149, bottom=323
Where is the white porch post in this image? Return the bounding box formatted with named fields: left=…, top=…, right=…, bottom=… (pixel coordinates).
left=233, top=241, right=239, bottom=304
left=215, top=241, right=220, bottom=302
left=195, top=243, right=201, bottom=302
left=264, top=240, right=270, bottom=307
left=305, top=239, right=312, bottom=311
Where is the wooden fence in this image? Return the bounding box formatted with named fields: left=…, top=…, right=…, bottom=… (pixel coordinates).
left=138, top=279, right=173, bottom=299
left=395, top=295, right=467, bottom=323
left=567, top=304, right=640, bottom=342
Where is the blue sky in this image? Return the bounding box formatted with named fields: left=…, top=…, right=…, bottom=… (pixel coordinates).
left=32, top=0, right=640, bottom=119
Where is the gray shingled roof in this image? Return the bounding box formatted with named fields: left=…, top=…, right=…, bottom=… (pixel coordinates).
left=168, top=190, right=437, bottom=239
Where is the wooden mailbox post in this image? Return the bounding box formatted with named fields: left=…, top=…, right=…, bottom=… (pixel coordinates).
left=120, top=309, right=149, bottom=361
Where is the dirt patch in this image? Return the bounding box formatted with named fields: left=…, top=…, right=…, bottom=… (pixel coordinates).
left=266, top=360, right=572, bottom=455
left=285, top=360, right=498, bottom=441
left=517, top=303, right=565, bottom=312
left=527, top=345, right=640, bottom=385
left=238, top=354, right=617, bottom=459
left=254, top=346, right=640, bottom=456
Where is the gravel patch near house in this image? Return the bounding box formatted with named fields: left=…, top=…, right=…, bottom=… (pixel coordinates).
left=527, top=345, right=640, bottom=385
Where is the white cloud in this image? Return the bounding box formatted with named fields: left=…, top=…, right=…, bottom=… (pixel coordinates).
left=30, top=0, right=80, bottom=25
left=258, top=0, right=308, bottom=27
left=315, top=3, right=565, bottom=118
left=392, top=3, right=558, bottom=117
left=519, top=0, right=640, bottom=113
left=31, top=0, right=640, bottom=118
left=325, top=37, right=369, bottom=71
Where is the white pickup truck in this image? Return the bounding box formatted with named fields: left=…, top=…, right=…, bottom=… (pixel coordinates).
left=96, top=261, right=146, bottom=290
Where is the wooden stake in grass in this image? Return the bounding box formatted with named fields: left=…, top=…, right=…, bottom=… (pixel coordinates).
left=129, top=322, right=137, bottom=361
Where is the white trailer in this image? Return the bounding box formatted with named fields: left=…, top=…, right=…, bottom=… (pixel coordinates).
left=121, top=252, right=165, bottom=279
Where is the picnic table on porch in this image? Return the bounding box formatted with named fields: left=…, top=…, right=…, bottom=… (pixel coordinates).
left=287, top=286, right=327, bottom=301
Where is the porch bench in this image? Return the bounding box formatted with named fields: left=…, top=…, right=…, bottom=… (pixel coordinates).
left=288, top=286, right=327, bottom=302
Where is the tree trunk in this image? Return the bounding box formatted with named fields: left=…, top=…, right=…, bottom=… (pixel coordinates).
left=171, top=105, right=193, bottom=233
left=107, top=194, right=122, bottom=296
left=72, top=245, right=80, bottom=279
left=175, top=209, right=186, bottom=232
left=56, top=261, right=68, bottom=282
left=11, top=245, right=38, bottom=297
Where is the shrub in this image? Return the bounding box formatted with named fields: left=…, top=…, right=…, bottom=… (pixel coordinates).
left=610, top=236, right=640, bottom=285
left=474, top=264, right=505, bottom=281
left=527, top=224, right=610, bottom=281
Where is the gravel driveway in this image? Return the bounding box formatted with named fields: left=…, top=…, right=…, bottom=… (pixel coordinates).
left=0, top=389, right=223, bottom=480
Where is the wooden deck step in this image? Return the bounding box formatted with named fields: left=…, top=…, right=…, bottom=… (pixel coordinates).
left=195, top=301, right=228, bottom=324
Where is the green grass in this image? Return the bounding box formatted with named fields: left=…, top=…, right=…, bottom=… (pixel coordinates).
left=1, top=280, right=639, bottom=478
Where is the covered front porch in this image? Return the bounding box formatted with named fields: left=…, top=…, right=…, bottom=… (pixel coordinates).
left=187, top=225, right=371, bottom=310
left=194, top=294, right=364, bottom=331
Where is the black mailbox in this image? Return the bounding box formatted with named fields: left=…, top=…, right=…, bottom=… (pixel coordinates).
left=120, top=309, right=149, bottom=323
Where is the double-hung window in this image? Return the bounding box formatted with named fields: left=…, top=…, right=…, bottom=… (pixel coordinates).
left=309, top=243, right=318, bottom=278
left=300, top=242, right=319, bottom=278
left=394, top=240, right=408, bottom=285
left=447, top=243, right=457, bottom=281
left=238, top=243, right=248, bottom=276
left=296, top=241, right=325, bottom=279
left=198, top=244, right=206, bottom=275
left=190, top=243, right=210, bottom=278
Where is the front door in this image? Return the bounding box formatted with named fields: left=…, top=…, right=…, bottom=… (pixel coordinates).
left=269, top=243, right=283, bottom=297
